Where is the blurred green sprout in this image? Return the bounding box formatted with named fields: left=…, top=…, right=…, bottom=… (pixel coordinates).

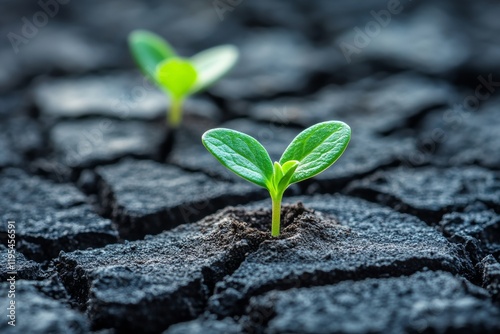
left=129, top=30, right=239, bottom=128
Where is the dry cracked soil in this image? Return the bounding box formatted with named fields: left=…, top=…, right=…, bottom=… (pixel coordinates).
left=1, top=0, right=500, bottom=333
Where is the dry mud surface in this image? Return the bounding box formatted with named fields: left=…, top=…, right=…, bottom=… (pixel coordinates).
left=1, top=0, right=500, bottom=333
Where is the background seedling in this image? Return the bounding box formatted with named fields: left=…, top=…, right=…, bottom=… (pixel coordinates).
left=202, top=121, right=351, bottom=236
left=129, top=30, right=239, bottom=128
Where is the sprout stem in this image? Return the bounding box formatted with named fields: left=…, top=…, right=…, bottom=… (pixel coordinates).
left=271, top=192, right=283, bottom=237
left=168, top=97, right=184, bottom=128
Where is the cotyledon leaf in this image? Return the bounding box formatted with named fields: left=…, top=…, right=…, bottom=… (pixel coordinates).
left=279, top=121, right=351, bottom=184
left=128, top=30, right=176, bottom=82
left=155, top=58, right=198, bottom=99
left=202, top=128, right=274, bottom=189
left=189, top=45, right=239, bottom=94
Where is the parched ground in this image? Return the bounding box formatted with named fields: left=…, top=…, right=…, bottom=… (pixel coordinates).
left=1, top=0, right=500, bottom=333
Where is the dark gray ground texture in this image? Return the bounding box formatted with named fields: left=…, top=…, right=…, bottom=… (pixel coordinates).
left=1, top=0, right=500, bottom=333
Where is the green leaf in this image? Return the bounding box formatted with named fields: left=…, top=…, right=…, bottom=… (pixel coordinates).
left=202, top=128, right=274, bottom=189
left=272, top=162, right=283, bottom=191
left=280, top=121, right=351, bottom=184
left=189, top=45, right=239, bottom=93
left=281, top=160, right=299, bottom=175
left=155, top=58, right=198, bottom=99
left=277, top=160, right=299, bottom=190
left=128, top=30, right=176, bottom=81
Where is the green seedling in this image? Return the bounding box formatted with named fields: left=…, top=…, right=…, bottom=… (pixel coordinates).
left=202, top=121, right=351, bottom=237
left=129, top=30, right=239, bottom=128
